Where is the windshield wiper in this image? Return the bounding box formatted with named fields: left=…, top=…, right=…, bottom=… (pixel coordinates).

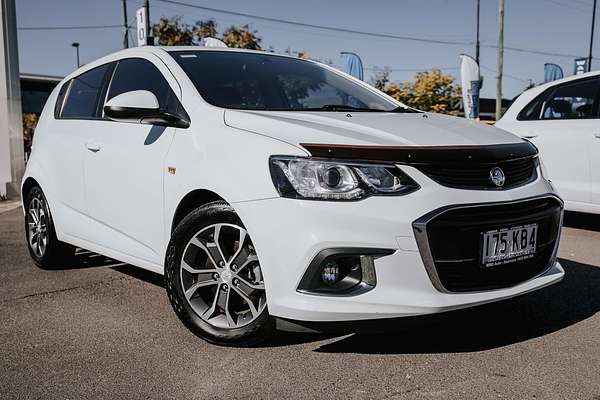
left=391, top=106, right=421, bottom=113
left=300, top=104, right=422, bottom=113
left=264, top=104, right=422, bottom=113
left=302, top=104, right=387, bottom=112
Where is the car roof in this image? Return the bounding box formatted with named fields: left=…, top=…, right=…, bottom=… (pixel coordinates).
left=159, top=46, right=315, bottom=62
left=520, top=70, right=600, bottom=99
left=60, top=46, right=318, bottom=84
left=500, top=69, right=600, bottom=122
left=539, top=69, right=600, bottom=87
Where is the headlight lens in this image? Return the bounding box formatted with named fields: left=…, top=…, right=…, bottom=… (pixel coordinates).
left=270, top=157, right=419, bottom=200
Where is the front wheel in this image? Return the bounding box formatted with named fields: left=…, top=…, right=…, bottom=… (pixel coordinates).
left=164, top=201, right=273, bottom=346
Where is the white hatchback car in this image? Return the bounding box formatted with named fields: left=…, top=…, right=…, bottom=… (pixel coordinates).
left=22, top=47, right=564, bottom=345
left=497, top=71, right=600, bottom=214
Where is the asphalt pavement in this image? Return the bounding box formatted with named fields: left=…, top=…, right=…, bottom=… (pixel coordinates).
left=1, top=207, right=599, bottom=399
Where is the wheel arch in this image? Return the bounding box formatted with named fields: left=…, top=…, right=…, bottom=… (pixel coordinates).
left=21, top=177, right=41, bottom=210
left=170, top=189, right=227, bottom=233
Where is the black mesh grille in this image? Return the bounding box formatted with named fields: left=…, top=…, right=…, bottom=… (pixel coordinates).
left=414, top=196, right=562, bottom=293
left=417, top=156, right=538, bottom=189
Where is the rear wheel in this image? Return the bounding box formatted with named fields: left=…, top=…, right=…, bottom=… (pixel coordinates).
left=165, top=201, right=273, bottom=346
left=25, top=186, right=75, bottom=268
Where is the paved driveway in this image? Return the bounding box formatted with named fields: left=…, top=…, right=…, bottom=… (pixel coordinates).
left=1, top=208, right=599, bottom=399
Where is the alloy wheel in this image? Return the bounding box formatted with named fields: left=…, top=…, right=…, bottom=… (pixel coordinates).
left=180, top=223, right=266, bottom=329
left=27, top=196, right=48, bottom=258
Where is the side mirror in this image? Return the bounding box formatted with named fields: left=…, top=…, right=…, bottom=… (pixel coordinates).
left=104, top=90, right=190, bottom=128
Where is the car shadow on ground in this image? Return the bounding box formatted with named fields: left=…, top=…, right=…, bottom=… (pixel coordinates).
left=564, top=211, right=600, bottom=232
left=309, top=259, right=600, bottom=354
left=111, top=264, right=165, bottom=287
left=56, top=251, right=600, bottom=352
left=44, top=249, right=126, bottom=270
left=45, top=249, right=165, bottom=288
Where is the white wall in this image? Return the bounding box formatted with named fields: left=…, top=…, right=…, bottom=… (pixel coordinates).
left=0, top=0, right=23, bottom=199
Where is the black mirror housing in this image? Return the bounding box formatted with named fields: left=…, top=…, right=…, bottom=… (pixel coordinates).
left=104, top=106, right=190, bottom=129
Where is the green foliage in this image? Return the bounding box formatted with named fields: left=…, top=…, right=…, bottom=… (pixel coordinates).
left=369, top=66, right=391, bottom=91
left=382, top=69, right=462, bottom=115
left=193, top=19, right=217, bottom=40
left=153, top=16, right=194, bottom=46
left=152, top=17, right=261, bottom=49
left=222, top=24, right=261, bottom=50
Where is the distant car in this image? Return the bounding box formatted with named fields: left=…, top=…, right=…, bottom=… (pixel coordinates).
left=496, top=71, right=600, bottom=214
left=22, top=46, right=564, bottom=346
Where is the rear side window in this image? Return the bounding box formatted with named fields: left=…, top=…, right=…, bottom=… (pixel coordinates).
left=518, top=77, right=600, bottom=121
left=517, top=90, right=548, bottom=121
left=541, top=78, right=600, bottom=120
left=106, top=58, right=179, bottom=114
left=60, top=63, right=113, bottom=119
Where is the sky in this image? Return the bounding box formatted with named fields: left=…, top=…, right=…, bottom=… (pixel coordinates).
left=15, top=0, right=600, bottom=99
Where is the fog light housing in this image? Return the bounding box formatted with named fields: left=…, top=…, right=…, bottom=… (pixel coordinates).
left=298, top=248, right=394, bottom=296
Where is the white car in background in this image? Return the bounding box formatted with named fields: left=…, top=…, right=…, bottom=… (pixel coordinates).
left=496, top=71, right=600, bottom=214
left=22, top=47, right=564, bottom=345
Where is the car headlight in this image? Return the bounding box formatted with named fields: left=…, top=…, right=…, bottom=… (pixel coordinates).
left=269, top=156, right=419, bottom=200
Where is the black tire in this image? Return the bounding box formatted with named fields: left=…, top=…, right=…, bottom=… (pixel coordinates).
left=165, top=201, right=274, bottom=346
left=24, top=185, right=76, bottom=268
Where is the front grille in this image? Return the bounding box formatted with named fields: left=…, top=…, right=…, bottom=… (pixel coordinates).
left=416, top=156, right=538, bottom=190
left=413, top=196, right=562, bottom=293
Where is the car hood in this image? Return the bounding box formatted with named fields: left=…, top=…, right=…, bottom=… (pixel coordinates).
left=224, top=110, right=523, bottom=149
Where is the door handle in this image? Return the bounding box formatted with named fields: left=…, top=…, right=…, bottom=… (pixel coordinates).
left=594, top=133, right=600, bottom=139
left=85, top=142, right=101, bottom=152
left=523, top=135, right=538, bottom=139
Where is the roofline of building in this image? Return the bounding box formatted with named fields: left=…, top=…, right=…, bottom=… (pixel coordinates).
left=19, top=73, right=63, bottom=83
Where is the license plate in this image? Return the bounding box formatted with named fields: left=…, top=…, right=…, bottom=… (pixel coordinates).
left=481, top=223, right=537, bottom=267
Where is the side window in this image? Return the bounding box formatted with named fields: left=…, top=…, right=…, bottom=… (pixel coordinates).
left=54, top=81, right=70, bottom=118
left=60, top=63, right=112, bottom=119
left=517, top=90, right=548, bottom=121
left=106, top=58, right=179, bottom=114
left=541, top=78, right=600, bottom=120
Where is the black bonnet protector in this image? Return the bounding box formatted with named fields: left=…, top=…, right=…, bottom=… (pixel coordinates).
left=301, top=141, right=538, bottom=165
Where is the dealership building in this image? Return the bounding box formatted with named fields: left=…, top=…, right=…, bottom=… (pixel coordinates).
left=20, top=73, right=61, bottom=115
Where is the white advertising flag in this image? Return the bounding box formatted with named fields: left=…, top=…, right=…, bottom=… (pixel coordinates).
left=460, top=54, right=480, bottom=120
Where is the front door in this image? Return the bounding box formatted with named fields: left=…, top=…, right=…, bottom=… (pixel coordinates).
left=83, top=55, right=183, bottom=267
left=525, top=119, right=593, bottom=205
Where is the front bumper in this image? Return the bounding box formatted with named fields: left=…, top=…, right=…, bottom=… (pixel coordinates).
left=233, top=166, right=564, bottom=322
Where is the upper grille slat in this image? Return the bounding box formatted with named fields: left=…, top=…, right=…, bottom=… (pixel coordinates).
left=417, top=156, right=538, bottom=190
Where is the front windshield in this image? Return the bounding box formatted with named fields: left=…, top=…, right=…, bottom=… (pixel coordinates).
left=170, top=50, right=405, bottom=112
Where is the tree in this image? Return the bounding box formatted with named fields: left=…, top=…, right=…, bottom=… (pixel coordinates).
left=153, top=16, right=194, bottom=46
left=369, top=66, right=391, bottom=90
left=383, top=69, right=461, bottom=115
left=221, top=24, right=261, bottom=50
left=22, top=112, right=38, bottom=157
left=193, top=19, right=217, bottom=41
left=281, top=47, right=313, bottom=60
left=296, top=51, right=310, bottom=60
left=152, top=17, right=262, bottom=50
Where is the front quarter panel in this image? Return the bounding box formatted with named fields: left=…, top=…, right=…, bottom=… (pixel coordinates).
left=163, top=110, right=307, bottom=246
